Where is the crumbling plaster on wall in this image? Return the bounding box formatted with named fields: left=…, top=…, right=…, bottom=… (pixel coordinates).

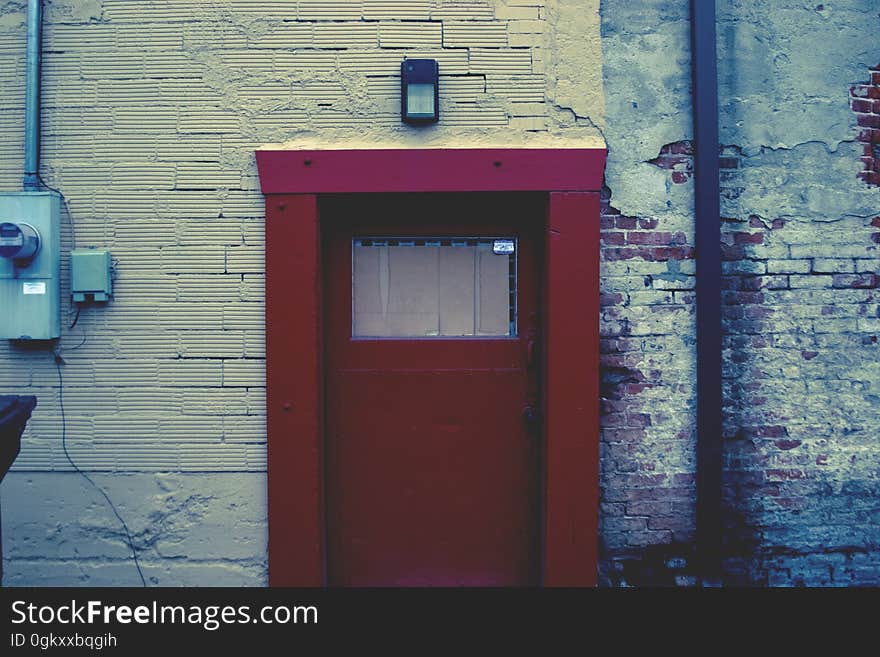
left=600, top=1, right=692, bottom=221
left=599, top=0, right=879, bottom=285
left=541, top=0, right=606, bottom=132
left=731, top=142, right=879, bottom=225
left=717, top=1, right=876, bottom=154
left=597, top=2, right=699, bottom=568
left=602, top=1, right=880, bottom=223
left=599, top=0, right=880, bottom=584
left=715, top=4, right=880, bottom=523
left=717, top=0, right=880, bottom=226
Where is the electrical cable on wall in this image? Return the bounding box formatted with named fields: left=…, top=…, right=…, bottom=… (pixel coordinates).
left=37, top=173, right=75, bottom=249
left=38, top=173, right=81, bottom=331
left=54, top=355, right=146, bottom=587
left=42, top=179, right=147, bottom=587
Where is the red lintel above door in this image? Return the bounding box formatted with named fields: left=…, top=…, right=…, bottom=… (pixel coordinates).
left=256, top=147, right=606, bottom=587
left=256, top=148, right=605, bottom=194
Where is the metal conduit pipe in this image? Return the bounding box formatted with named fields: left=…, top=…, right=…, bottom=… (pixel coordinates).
left=23, top=0, right=43, bottom=190
left=691, top=0, right=723, bottom=583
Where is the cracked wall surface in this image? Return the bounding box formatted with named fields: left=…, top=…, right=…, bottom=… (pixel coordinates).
left=0, top=1, right=605, bottom=586
left=716, top=0, right=879, bottom=586
left=0, top=0, right=877, bottom=587
left=3, top=473, right=267, bottom=585
left=600, top=0, right=879, bottom=585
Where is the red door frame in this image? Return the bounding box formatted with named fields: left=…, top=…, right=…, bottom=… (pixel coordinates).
left=256, top=148, right=606, bottom=587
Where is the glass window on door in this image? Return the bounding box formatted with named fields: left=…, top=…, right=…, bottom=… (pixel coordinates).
left=352, top=237, right=517, bottom=338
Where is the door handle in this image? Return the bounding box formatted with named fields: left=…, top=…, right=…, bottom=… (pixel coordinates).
left=523, top=406, right=542, bottom=438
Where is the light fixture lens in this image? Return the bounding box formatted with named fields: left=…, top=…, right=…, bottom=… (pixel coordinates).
left=401, top=59, right=439, bottom=125
left=406, top=83, right=435, bottom=118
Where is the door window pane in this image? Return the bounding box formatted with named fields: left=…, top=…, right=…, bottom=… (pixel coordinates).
left=352, top=238, right=516, bottom=337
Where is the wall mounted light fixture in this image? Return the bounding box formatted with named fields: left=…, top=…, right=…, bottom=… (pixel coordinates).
left=401, top=59, right=439, bottom=125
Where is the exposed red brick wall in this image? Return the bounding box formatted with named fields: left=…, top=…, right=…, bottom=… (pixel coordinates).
left=647, top=140, right=694, bottom=185
left=598, top=173, right=698, bottom=584
left=716, top=145, right=880, bottom=585
left=852, top=65, right=880, bottom=186
left=600, top=135, right=880, bottom=585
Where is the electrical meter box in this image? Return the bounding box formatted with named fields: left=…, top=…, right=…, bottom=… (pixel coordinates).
left=0, top=192, right=61, bottom=340
left=71, top=248, right=112, bottom=302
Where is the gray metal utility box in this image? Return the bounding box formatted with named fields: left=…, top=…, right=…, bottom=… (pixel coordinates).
left=0, top=192, right=61, bottom=340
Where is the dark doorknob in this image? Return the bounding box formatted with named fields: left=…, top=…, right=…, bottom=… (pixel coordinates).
left=523, top=406, right=542, bottom=438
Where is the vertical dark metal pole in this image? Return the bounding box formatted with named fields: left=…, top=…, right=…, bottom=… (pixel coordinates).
left=691, top=0, right=723, bottom=582
left=23, top=0, right=43, bottom=190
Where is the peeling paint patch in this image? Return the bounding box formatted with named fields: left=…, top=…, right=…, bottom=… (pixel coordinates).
left=647, top=140, right=693, bottom=185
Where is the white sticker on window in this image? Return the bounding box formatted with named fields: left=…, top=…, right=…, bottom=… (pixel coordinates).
left=493, top=240, right=515, bottom=255
left=22, top=281, right=46, bottom=295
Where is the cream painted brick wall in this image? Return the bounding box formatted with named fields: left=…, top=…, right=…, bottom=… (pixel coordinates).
left=0, top=0, right=603, bottom=586
left=0, top=0, right=601, bottom=475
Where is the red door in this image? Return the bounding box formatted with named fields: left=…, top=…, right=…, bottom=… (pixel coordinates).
left=324, top=193, right=543, bottom=586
